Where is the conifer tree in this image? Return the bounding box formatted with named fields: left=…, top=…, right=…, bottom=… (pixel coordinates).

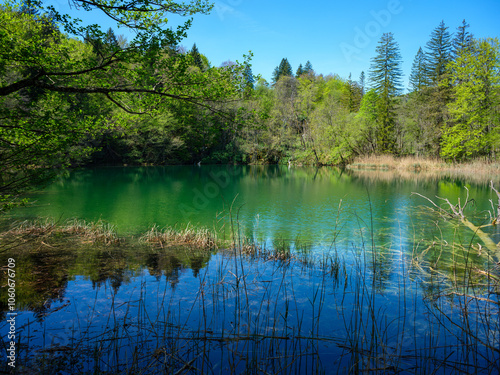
left=243, top=63, right=255, bottom=94
left=272, top=58, right=293, bottom=84
left=409, top=47, right=427, bottom=92
left=304, top=60, right=313, bottom=74
left=452, top=20, right=474, bottom=58
left=359, top=71, right=365, bottom=96
left=104, top=27, right=119, bottom=50
left=425, top=21, right=452, bottom=85
left=296, top=64, right=304, bottom=77
left=190, top=43, right=204, bottom=71
left=369, top=32, right=403, bottom=153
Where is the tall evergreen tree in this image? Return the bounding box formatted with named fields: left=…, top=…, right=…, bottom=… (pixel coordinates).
left=190, top=43, right=204, bottom=71
left=409, top=47, right=427, bottom=92
left=304, top=60, right=313, bottom=74
left=450, top=20, right=474, bottom=87
left=272, top=58, right=293, bottom=84
left=425, top=21, right=453, bottom=85
left=296, top=64, right=304, bottom=77
left=452, top=20, right=474, bottom=58
left=104, top=27, right=119, bottom=50
left=342, top=73, right=362, bottom=113
left=369, top=32, right=403, bottom=153
left=243, top=63, right=255, bottom=95
left=359, top=71, right=366, bottom=96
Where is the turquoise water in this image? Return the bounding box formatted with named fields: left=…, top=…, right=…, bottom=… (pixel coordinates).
left=9, top=165, right=500, bottom=244
left=1, top=166, right=499, bottom=373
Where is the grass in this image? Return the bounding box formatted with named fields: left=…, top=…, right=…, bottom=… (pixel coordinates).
left=348, top=155, right=500, bottom=180
left=2, top=218, right=119, bottom=245
left=139, top=223, right=219, bottom=250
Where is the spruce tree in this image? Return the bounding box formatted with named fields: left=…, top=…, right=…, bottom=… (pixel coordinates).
left=425, top=21, right=452, bottom=85
left=104, top=27, right=119, bottom=50
left=272, top=58, right=293, bottom=84
left=243, top=63, right=255, bottom=94
left=190, top=43, right=204, bottom=71
left=369, top=32, right=403, bottom=153
left=359, top=71, right=365, bottom=96
left=409, top=47, right=427, bottom=92
left=451, top=20, right=475, bottom=86
left=452, top=20, right=474, bottom=58
left=304, top=60, right=313, bottom=74
left=296, top=64, right=304, bottom=77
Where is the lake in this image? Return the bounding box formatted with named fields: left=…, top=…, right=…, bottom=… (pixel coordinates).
left=1, top=165, right=499, bottom=373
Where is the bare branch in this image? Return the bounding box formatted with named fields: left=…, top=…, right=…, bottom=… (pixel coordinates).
left=490, top=180, right=500, bottom=223
left=411, top=192, right=455, bottom=219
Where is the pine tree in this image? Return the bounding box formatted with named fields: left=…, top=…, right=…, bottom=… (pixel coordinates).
left=272, top=58, right=293, bottom=84
left=296, top=64, right=304, bottom=77
left=190, top=43, right=204, bottom=71
left=369, top=32, right=403, bottom=153
left=425, top=21, right=452, bottom=85
left=409, top=47, right=427, bottom=92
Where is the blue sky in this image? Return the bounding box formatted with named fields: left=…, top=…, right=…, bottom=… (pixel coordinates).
left=50, top=0, right=500, bottom=89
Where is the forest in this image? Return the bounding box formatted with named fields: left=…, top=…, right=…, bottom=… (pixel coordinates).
left=1, top=0, right=499, bottom=209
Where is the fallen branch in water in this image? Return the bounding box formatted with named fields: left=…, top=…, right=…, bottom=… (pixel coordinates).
left=412, top=181, right=500, bottom=262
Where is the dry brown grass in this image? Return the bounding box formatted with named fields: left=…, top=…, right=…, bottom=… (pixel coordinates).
left=139, top=224, right=219, bottom=250
left=348, top=155, right=445, bottom=171
left=3, top=218, right=120, bottom=245
left=347, top=155, right=500, bottom=183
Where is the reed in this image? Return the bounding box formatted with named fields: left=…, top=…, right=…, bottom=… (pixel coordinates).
left=348, top=154, right=500, bottom=177
left=3, top=218, right=119, bottom=245
left=139, top=223, right=219, bottom=250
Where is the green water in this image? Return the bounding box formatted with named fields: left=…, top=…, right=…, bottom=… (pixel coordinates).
left=2, top=166, right=500, bottom=373
left=9, top=165, right=500, bottom=245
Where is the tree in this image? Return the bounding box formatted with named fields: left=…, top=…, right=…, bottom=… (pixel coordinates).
left=304, top=61, right=313, bottom=74
left=452, top=20, right=474, bottom=59
left=342, top=73, right=362, bottom=113
left=441, top=38, right=500, bottom=161
left=243, top=63, right=255, bottom=92
left=0, top=0, right=244, bottom=209
left=409, top=47, right=427, bottom=92
left=296, top=64, right=304, bottom=77
left=418, top=21, right=454, bottom=156
left=359, top=71, right=366, bottom=96
left=190, top=43, right=205, bottom=71
left=369, top=32, right=403, bottom=153
left=272, top=58, right=293, bottom=84
left=425, top=21, right=453, bottom=86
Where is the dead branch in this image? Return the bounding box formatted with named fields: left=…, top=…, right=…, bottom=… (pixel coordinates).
left=490, top=180, right=500, bottom=224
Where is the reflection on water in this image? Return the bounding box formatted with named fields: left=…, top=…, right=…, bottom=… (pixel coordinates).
left=1, top=166, right=499, bottom=373
left=7, top=165, right=500, bottom=243
left=0, top=236, right=498, bottom=373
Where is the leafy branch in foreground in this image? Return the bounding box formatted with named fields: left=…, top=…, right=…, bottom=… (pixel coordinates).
left=0, top=0, right=250, bottom=209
